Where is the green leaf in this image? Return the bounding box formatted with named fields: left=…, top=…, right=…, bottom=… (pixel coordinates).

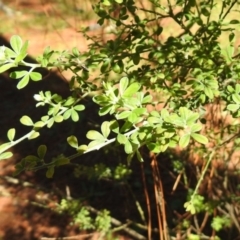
left=0, top=63, right=16, bottom=74
left=124, top=140, right=133, bottom=154
left=116, top=111, right=131, bottom=119
left=63, top=109, right=72, bottom=120
left=30, top=72, right=42, bottom=81
left=191, top=133, right=208, bottom=144
left=109, top=120, right=119, bottom=133
left=74, top=104, right=85, bottom=111
left=232, top=93, right=240, bottom=104
left=17, top=74, right=30, bottom=89
left=184, top=201, right=196, bottom=214
left=187, top=234, right=200, bottom=240
left=102, top=0, right=111, bottom=6
left=119, top=77, right=129, bottom=95
left=136, top=150, right=143, bottom=162
left=54, top=115, right=63, bottom=123
left=179, top=134, right=190, bottom=148
left=10, top=35, right=22, bottom=53
left=101, top=121, right=111, bottom=139
left=142, top=94, right=152, bottom=104
left=117, top=133, right=128, bottom=144
left=123, top=82, right=141, bottom=97
left=64, top=97, right=75, bottom=106
left=5, top=47, right=17, bottom=58
left=28, top=131, right=40, bottom=139
left=230, top=19, right=240, bottom=24
left=227, top=104, right=239, bottom=112
left=204, top=87, right=214, bottom=99
left=0, top=142, right=11, bottom=153
left=10, top=70, right=28, bottom=79
left=128, top=112, right=138, bottom=123
left=190, top=123, right=202, bottom=133
left=99, top=105, right=112, bottom=116
left=71, top=109, right=79, bottom=122
left=112, top=60, right=123, bottom=73
left=132, top=53, right=140, bottom=65
left=15, top=41, right=28, bottom=62
left=55, top=157, right=70, bottom=166
left=46, top=166, right=55, bottom=178
left=20, top=115, right=33, bottom=126
left=179, top=107, right=189, bottom=120
left=47, top=118, right=54, bottom=128
left=88, top=139, right=106, bottom=149
left=87, top=130, right=105, bottom=141
left=67, top=135, right=79, bottom=149
left=186, top=113, right=199, bottom=125
left=7, top=128, right=15, bottom=141
left=72, top=47, right=80, bottom=57
left=36, top=145, right=46, bottom=159
left=34, top=121, right=45, bottom=128
left=0, top=152, right=13, bottom=160
left=77, top=144, right=88, bottom=153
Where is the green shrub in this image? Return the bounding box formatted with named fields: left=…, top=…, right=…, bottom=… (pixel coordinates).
left=1, top=0, right=240, bottom=239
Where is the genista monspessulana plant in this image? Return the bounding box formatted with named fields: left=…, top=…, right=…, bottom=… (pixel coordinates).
left=0, top=0, right=240, bottom=239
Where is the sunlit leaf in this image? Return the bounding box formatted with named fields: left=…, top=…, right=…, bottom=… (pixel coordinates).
left=88, top=139, right=106, bottom=149
left=10, top=70, right=28, bottom=79
left=71, top=109, right=79, bottom=122
left=123, top=82, right=141, bottom=97
left=10, top=35, right=22, bottom=53
left=191, top=133, right=208, bottom=144
left=67, top=135, right=79, bottom=149
left=30, top=72, right=42, bottom=81
left=0, top=63, right=16, bottom=74
left=74, top=104, right=85, bottom=111
left=7, top=128, right=15, bottom=142
left=116, top=111, right=131, bottom=119
left=87, top=130, right=105, bottom=141
left=0, top=152, right=13, bottom=160
left=20, top=115, right=33, bottom=126
left=101, top=121, right=111, bottom=139
left=0, top=142, right=11, bottom=153
left=54, top=115, right=63, bottom=123
left=124, top=140, right=133, bottom=154
left=28, top=131, right=40, bottom=140
left=227, top=104, right=239, bottom=112
left=117, top=133, right=128, bottom=144
left=34, top=121, right=45, bottom=128
left=17, top=74, right=30, bottom=89
left=179, top=134, right=190, bottom=148
left=119, top=77, right=129, bottom=95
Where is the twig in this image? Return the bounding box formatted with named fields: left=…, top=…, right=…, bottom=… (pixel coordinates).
left=85, top=206, right=147, bottom=240
left=41, top=233, right=94, bottom=240
left=140, top=161, right=151, bottom=240
left=151, top=152, right=170, bottom=240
